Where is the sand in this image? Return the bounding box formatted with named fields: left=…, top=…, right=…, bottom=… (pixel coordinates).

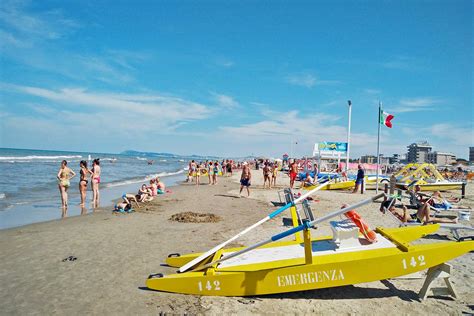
left=0, top=170, right=473, bottom=315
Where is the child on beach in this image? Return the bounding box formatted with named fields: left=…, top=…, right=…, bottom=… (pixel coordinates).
left=212, top=161, right=219, bottom=185
left=137, top=184, right=153, bottom=202
left=148, top=179, right=158, bottom=196
left=271, top=163, right=278, bottom=187
left=57, top=160, right=76, bottom=208
left=156, top=177, right=166, bottom=193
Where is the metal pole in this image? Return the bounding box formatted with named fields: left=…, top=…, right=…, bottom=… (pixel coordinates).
left=376, top=102, right=382, bottom=193
left=346, top=100, right=352, bottom=172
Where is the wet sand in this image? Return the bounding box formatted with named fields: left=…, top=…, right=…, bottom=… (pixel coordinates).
left=0, top=170, right=473, bottom=315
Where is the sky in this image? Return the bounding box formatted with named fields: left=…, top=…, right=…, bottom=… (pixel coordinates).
left=0, top=0, right=472, bottom=158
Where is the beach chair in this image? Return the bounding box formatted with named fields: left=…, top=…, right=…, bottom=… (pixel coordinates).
left=382, top=201, right=474, bottom=241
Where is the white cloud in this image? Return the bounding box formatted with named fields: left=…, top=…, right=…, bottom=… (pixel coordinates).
left=286, top=73, right=339, bottom=88
left=211, top=93, right=239, bottom=109
left=392, top=97, right=443, bottom=113
left=0, top=0, right=79, bottom=43
left=216, top=110, right=395, bottom=157
left=215, top=57, right=234, bottom=68
left=2, top=83, right=212, bottom=130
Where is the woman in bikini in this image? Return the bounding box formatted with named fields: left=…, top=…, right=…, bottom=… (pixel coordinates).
left=57, top=160, right=76, bottom=209
left=91, top=159, right=101, bottom=208
left=79, top=160, right=92, bottom=206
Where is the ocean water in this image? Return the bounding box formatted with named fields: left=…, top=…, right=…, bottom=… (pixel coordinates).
left=0, top=148, right=190, bottom=229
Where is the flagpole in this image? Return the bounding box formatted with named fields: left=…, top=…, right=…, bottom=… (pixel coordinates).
left=376, top=101, right=382, bottom=193
left=346, top=100, right=352, bottom=172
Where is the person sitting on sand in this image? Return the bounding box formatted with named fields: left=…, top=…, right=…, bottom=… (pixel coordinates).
left=137, top=184, right=153, bottom=202
left=239, top=162, right=251, bottom=197
left=156, top=177, right=166, bottom=194
left=302, top=172, right=315, bottom=187
left=114, top=198, right=134, bottom=213
left=147, top=179, right=158, bottom=196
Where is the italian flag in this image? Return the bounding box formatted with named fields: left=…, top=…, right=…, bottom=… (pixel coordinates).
left=380, top=109, right=394, bottom=128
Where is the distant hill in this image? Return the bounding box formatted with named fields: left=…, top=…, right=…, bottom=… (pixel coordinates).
left=120, top=150, right=222, bottom=160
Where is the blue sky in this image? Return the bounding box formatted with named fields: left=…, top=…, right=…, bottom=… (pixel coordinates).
left=0, top=0, right=472, bottom=158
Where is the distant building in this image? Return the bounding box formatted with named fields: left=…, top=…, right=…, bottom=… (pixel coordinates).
left=470, top=147, right=474, bottom=163
left=427, top=151, right=456, bottom=166
left=407, top=141, right=432, bottom=163
left=360, top=155, right=377, bottom=164
left=389, top=154, right=400, bottom=164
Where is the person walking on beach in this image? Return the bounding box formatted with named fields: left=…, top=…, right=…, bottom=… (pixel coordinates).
left=79, top=160, right=92, bottom=206
left=263, top=163, right=272, bottom=189
left=57, top=160, right=76, bottom=209
left=91, top=159, right=101, bottom=207
left=226, top=160, right=233, bottom=177
left=289, top=160, right=298, bottom=189
left=239, top=162, right=251, bottom=197
left=352, top=164, right=365, bottom=194
left=207, top=161, right=213, bottom=184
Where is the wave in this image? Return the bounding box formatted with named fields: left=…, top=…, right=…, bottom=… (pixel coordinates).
left=160, top=159, right=167, bottom=162
left=104, top=169, right=185, bottom=188
left=136, top=157, right=148, bottom=161
left=0, top=155, right=83, bottom=161
left=0, top=193, right=5, bottom=199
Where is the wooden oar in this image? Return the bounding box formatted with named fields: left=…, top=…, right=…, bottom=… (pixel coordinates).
left=192, top=192, right=386, bottom=272
left=177, top=181, right=331, bottom=273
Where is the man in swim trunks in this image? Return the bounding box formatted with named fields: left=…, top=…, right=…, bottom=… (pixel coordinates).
left=289, top=160, right=298, bottom=189
left=239, top=162, right=252, bottom=197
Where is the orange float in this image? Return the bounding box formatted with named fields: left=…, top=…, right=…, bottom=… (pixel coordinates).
left=344, top=210, right=377, bottom=243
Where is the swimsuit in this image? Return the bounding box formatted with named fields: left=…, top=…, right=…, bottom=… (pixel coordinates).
left=290, top=171, right=297, bottom=181
left=410, top=213, right=422, bottom=223
left=59, top=169, right=70, bottom=187
left=240, top=178, right=250, bottom=187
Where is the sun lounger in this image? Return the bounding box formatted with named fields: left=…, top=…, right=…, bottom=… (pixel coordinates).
left=383, top=205, right=474, bottom=241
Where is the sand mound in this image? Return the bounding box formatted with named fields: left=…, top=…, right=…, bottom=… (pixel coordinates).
left=169, top=212, right=221, bottom=223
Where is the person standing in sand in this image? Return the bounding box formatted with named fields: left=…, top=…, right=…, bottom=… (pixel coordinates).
left=79, top=160, right=92, bottom=206
left=57, top=160, right=76, bottom=209
left=239, top=162, right=251, bottom=197
left=352, top=164, right=364, bottom=194
left=289, top=160, right=298, bottom=189
left=271, top=163, right=278, bottom=187
left=212, top=161, right=219, bottom=185
left=263, top=163, right=272, bottom=189
left=91, top=159, right=101, bottom=207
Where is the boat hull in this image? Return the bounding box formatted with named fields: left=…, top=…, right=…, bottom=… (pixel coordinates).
left=397, top=182, right=463, bottom=191
left=147, top=226, right=474, bottom=296
left=304, top=180, right=355, bottom=191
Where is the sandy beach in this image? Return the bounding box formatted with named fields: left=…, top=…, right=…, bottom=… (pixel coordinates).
left=1, top=170, right=473, bottom=315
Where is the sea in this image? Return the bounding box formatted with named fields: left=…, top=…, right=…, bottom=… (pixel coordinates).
left=0, top=148, right=198, bottom=230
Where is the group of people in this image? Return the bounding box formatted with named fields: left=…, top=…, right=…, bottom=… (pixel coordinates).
left=186, top=159, right=235, bottom=186
left=57, top=159, right=101, bottom=209
left=114, top=177, right=167, bottom=213
left=381, top=185, right=464, bottom=224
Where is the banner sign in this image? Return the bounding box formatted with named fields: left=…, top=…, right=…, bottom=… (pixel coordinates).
left=318, top=142, right=348, bottom=152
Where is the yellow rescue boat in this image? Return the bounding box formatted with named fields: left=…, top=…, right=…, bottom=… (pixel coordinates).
left=146, top=193, right=473, bottom=296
